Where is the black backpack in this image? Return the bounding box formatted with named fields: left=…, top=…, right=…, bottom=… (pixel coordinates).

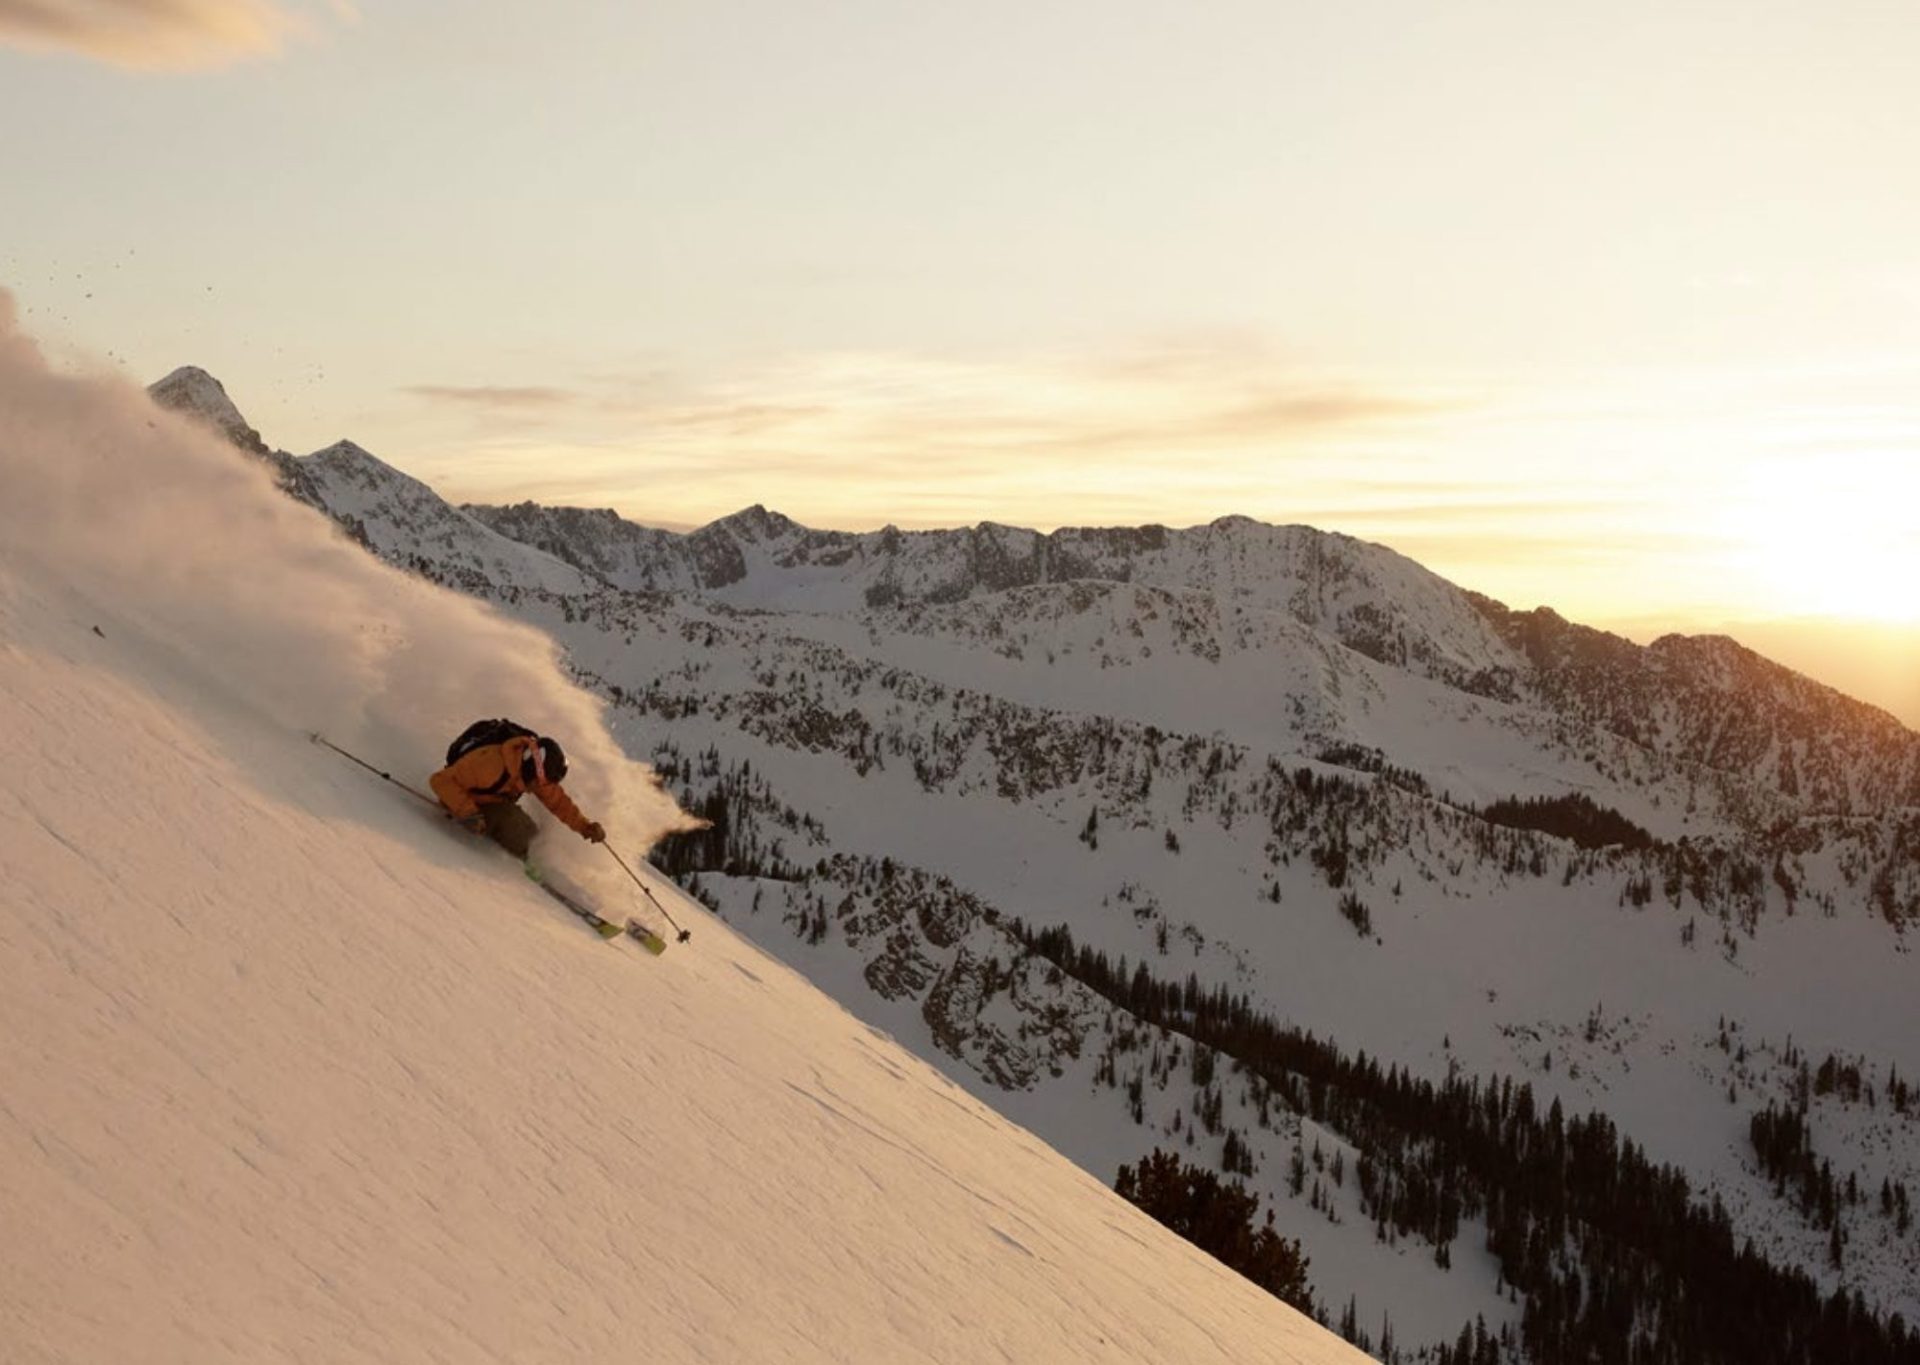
left=446, top=718, right=536, bottom=767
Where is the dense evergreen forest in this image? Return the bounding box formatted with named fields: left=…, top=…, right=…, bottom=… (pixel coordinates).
left=1476, top=793, right=1654, bottom=852
left=1113, top=1148, right=1314, bottom=1313
left=1021, top=921, right=1919, bottom=1365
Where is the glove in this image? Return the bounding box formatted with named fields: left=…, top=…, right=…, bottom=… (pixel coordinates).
left=583, top=821, right=607, bottom=844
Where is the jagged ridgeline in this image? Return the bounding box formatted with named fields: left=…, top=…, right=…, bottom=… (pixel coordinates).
left=151, top=369, right=1920, bottom=1365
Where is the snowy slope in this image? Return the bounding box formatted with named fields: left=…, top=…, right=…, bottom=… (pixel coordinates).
left=300, top=441, right=597, bottom=597
left=0, top=301, right=1369, bottom=1365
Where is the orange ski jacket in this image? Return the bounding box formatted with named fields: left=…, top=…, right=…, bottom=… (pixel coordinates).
left=429, top=735, right=595, bottom=837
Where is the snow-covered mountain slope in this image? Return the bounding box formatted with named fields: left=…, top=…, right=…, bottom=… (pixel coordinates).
left=0, top=310, right=1370, bottom=1365
left=469, top=500, right=704, bottom=595
left=1473, top=596, right=1920, bottom=817
left=140, top=358, right=1920, bottom=1361
left=300, top=440, right=597, bottom=597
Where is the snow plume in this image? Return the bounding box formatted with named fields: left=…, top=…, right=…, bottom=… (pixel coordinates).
left=0, top=0, right=331, bottom=70
left=0, top=293, right=695, bottom=874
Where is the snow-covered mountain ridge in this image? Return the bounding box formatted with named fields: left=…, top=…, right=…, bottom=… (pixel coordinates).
left=1471, top=595, right=1919, bottom=818
left=468, top=500, right=1529, bottom=690
left=152, top=367, right=1920, bottom=1363
left=300, top=439, right=597, bottom=596
left=462, top=496, right=1918, bottom=821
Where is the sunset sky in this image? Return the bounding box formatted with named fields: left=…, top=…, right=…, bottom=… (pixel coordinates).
left=3, top=1, right=1915, bottom=721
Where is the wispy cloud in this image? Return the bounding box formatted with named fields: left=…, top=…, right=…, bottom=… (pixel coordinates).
left=1297, top=498, right=1641, bottom=528
left=405, top=345, right=1457, bottom=465
left=0, top=0, right=336, bottom=70
left=998, top=390, right=1447, bottom=459
left=404, top=384, right=581, bottom=411
left=393, top=345, right=1472, bottom=536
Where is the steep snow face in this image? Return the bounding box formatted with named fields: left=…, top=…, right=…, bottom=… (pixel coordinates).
left=0, top=346, right=1371, bottom=1365
left=300, top=441, right=598, bottom=597
left=0, top=575, right=1374, bottom=1365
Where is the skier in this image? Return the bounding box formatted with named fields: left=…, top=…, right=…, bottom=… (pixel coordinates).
left=429, top=720, right=606, bottom=859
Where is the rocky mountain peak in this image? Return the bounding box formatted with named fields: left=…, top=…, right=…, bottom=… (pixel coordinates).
left=148, top=366, right=267, bottom=456
left=713, top=504, right=802, bottom=543
left=310, top=438, right=377, bottom=462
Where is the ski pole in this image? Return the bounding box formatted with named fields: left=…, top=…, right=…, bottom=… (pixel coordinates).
left=310, top=732, right=440, bottom=808
left=604, top=844, right=693, bottom=943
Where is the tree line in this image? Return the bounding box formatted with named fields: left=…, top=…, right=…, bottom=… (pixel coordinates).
left=1017, top=921, right=1919, bottom=1365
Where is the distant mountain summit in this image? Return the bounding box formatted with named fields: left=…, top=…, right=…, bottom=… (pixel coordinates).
left=148, top=365, right=329, bottom=512
left=149, top=365, right=265, bottom=453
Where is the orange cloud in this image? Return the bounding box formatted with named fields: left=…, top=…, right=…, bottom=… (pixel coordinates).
left=410, top=351, right=1450, bottom=460
left=393, top=345, right=1474, bottom=540
left=0, top=0, right=328, bottom=70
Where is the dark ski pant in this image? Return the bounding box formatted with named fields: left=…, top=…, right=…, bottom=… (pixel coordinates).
left=479, top=800, right=539, bottom=859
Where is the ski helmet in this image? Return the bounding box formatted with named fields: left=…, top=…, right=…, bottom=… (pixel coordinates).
left=537, top=736, right=568, bottom=783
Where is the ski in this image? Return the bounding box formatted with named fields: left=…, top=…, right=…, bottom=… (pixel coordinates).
left=525, top=863, right=666, bottom=952
left=524, top=862, right=621, bottom=939
left=539, top=881, right=625, bottom=939
left=623, top=919, right=669, bottom=956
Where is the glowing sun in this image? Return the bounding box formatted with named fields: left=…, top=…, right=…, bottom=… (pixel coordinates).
left=1736, top=455, right=1920, bottom=623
